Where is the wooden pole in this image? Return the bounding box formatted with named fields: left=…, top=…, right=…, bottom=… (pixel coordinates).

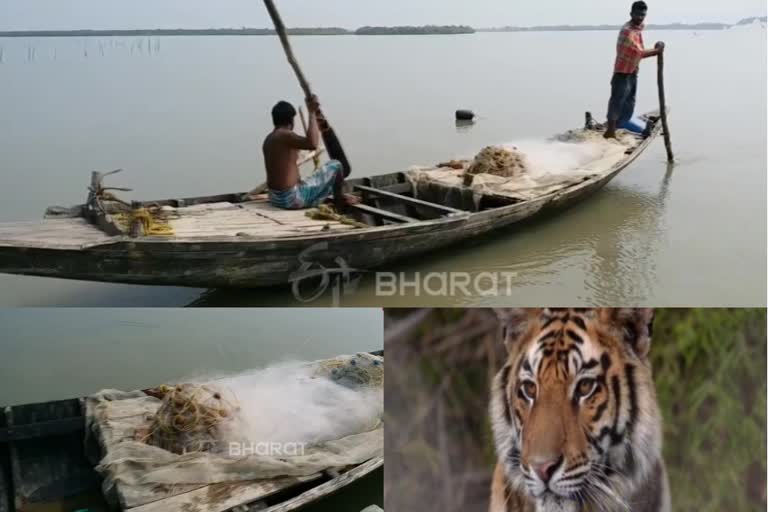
left=263, top=0, right=312, bottom=98
left=262, top=0, right=352, bottom=178
left=299, top=106, right=321, bottom=168
left=657, top=52, right=674, bottom=163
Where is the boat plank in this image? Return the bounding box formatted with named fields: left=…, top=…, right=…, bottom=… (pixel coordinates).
left=350, top=204, right=416, bottom=223
left=170, top=224, right=356, bottom=237
left=0, top=219, right=109, bottom=246
left=172, top=224, right=356, bottom=233
left=170, top=207, right=358, bottom=233
left=126, top=474, right=322, bottom=512
left=263, top=458, right=383, bottom=512
left=171, top=218, right=351, bottom=229
left=353, top=184, right=463, bottom=214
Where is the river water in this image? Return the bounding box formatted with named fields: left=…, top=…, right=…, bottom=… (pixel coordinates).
left=0, top=28, right=765, bottom=306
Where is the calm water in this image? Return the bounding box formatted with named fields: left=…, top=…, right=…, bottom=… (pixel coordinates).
left=0, top=308, right=384, bottom=511
left=0, top=29, right=765, bottom=306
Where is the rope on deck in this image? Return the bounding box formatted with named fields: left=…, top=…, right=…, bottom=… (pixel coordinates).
left=305, top=204, right=368, bottom=229
left=113, top=207, right=175, bottom=236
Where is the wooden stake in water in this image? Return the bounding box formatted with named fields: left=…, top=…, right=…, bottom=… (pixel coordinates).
left=657, top=51, right=674, bottom=163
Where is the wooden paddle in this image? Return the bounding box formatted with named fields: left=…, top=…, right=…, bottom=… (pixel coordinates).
left=262, top=0, right=352, bottom=177
left=656, top=48, right=674, bottom=163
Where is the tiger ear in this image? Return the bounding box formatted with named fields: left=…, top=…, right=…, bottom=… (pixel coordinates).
left=598, top=308, right=655, bottom=358
left=494, top=308, right=542, bottom=352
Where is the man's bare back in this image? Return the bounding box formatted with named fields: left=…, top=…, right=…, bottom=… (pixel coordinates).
left=263, top=128, right=315, bottom=191
left=263, top=97, right=319, bottom=192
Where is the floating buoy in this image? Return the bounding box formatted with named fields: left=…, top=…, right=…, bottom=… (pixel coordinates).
left=455, top=109, right=475, bottom=121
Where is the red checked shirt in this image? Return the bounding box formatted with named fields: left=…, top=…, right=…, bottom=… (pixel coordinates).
left=614, top=22, right=645, bottom=74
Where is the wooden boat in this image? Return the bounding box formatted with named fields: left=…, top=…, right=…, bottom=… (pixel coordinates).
left=0, top=112, right=661, bottom=288
left=0, top=351, right=384, bottom=512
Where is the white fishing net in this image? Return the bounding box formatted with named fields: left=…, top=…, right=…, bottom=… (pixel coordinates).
left=408, top=129, right=640, bottom=203
left=85, top=353, right=384, bottom=509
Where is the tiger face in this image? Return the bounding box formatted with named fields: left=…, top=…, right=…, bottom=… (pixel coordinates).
left=490, top=308, right=664, bottom=512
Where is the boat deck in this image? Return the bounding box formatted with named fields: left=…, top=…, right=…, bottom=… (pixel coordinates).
left=168, top=199, right=360, bottom=238
left=0, top=218, right=111, bottom=248
left=0, top=198, right=362, bottom=248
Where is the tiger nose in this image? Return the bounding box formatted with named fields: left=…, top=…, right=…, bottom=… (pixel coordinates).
left=532, top=457, right=562, bottom=483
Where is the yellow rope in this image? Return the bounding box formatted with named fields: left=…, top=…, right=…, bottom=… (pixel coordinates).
left=113, top=207, right=174, bottom=236
left=305, top=204, right=367, bottom=229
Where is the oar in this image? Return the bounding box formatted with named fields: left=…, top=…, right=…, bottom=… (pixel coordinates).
left=656, top=49, right=674, bottom=163
left=262, top=0, right=352, bottom=177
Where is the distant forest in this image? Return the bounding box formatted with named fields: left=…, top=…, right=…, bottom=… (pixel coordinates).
left=0, top=17, right=763, bottom=37
left=355, top=25, right=474, bottom=35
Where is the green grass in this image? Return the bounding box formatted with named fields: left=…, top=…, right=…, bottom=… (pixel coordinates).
left=651, top=309, right=766, bottom=511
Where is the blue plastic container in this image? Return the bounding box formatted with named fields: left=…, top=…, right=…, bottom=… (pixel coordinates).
left=619, top=115, right=647, bottom=134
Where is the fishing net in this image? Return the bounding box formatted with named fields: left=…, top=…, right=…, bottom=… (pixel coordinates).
left=140, top=383, right=238, bottom=454
left=314, top=353, right=384, bottom=388
left=86, top=354, right=384, bottom=509
left=463, top=145, right=530, bottom=186
left=554, top=127, right=636, bottom=145
left=407, top=127, right=641, bottom=204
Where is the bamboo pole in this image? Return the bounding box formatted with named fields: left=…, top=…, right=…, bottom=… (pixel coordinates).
left=262, top=0, right=352, bottom=178
left=657, top=51, right=674, bottom=163
left=263, top=0, right=312, bottom=98
left=299, top=106, right=322, bottom=168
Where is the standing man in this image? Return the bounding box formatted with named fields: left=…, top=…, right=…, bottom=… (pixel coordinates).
left=604, top=1, right=665, bottom=139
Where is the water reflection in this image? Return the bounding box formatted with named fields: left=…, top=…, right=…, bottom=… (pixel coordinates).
left=455, top=119, right=476, bottom=132
left=584, top=164, right=675, bottom=305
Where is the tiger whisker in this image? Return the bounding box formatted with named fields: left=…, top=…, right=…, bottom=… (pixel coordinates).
left=587, top=473, right=629, bottom=512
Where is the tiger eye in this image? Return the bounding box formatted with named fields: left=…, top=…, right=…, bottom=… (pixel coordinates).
left=577, top=378, right=596, bottom=397
left=521, top=380, right=537, bottom=400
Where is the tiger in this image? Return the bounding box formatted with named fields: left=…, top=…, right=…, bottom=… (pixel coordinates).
left=489, top=308, right=670, bottom=512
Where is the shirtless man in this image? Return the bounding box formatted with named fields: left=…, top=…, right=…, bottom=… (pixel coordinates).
left=262, top=95, right=353, bottom=209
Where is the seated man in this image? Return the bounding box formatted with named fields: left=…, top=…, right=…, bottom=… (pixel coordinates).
left=263, top=96, right=354, bottom=210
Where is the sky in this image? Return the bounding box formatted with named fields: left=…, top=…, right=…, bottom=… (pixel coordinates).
left=1, top=0, right=765, bottom=31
